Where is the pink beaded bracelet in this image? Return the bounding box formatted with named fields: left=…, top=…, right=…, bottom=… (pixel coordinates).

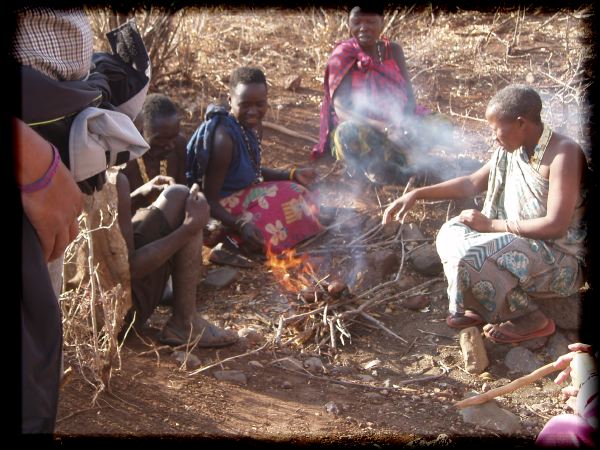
left=19, top=143, right=60, bottom=194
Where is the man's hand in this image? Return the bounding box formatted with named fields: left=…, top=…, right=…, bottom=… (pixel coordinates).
left=22, top=160, right=84, bottom=262
left=457, top=209, right=491, bottom=232
left=132, top=175, right=175, bottom=206
left=293, top=168, right=318, bottom=187
left=553, top=343, right=593, bottom=392
left=382, top=191, right=418, bottom=225
left=182, top=183, right=210, bottom=234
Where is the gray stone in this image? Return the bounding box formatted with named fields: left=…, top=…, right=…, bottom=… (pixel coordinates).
left=303, top=356, right=325, bottom=373
left=364, top=392, right=384, bottom=401
left=368, top=250, right=400, bottom=280
left=203, top=267, right=239, bottom=289
left=401, top=223, right=426, bottom=242
left=381, top=222, right=401, bottom=239
left=536, top=294, right=581, bottom=330
left=520, top=336, right=549, bottom=350
left=324, top=401, right=340, bottom=415
left=277, top=357, right=304, bottom=371
left=247, top=360, right=264, bottom=369
left=284, top=74, right=302, bottom=91
left=356, top=374, right=375, bottom=382
left=238, top=327, right=263, bottom=345
left=546, top=331, right=571, bottom=362
left=409, top=244, right=442, bottom=276
left=213, top=370, right=247, bottom=385
left=281, top=380, right=293, bottom=389
left=460, top=393, right=522, bottom=434
left=459, top=326, right=489, bottom=374
left=172, top=351, right=202, bottom=370
left=363, top=359, right=382, bottom=370
left=504, top=347, right=544, bottom=374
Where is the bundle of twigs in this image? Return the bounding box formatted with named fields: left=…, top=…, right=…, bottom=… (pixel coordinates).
left=273, top=178, right=443, bottom=354
left=60, top=180, right=132, bottom=402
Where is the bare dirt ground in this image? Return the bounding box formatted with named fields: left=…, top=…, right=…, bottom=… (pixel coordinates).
left=56, top=6, right=593, bottom=444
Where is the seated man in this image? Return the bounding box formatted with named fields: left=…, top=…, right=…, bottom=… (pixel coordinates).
left=383, top=85, right=587, bottom=344
left=116, top=172, right=238, bottom=347
left=312, top=5, right=445, bottom=185
left=186, top=66, right=323, bottom=255
left=120, top=93, right=187, bottom=211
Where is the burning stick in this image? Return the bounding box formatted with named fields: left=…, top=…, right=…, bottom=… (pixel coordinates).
left=454, top=362, right=560, bottom=409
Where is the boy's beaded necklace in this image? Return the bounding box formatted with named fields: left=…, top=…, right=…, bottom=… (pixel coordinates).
left=233, top=116, right=263, bottom=183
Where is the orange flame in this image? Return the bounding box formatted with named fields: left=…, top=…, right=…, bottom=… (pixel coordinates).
left=265, top=245, right=316, bottom=292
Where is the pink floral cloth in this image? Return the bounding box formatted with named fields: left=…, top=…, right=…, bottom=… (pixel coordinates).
left=220, top=181, right=323, bottom=253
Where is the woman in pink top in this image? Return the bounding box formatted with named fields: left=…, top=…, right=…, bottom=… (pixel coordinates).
left=313, top=5, right=433, bottom=184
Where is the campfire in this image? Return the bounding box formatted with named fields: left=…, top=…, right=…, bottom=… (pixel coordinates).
left=265, top=246, right=349, bottom=303
left=263, top=207, right=441, bottom=354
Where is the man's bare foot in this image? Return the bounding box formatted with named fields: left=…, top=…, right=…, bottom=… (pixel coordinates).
left=159, top=315, right=238, bottom=348
left=483, top=310, right=555, bottom=344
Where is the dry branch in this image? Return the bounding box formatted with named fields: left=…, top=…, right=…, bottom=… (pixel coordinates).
left=454, top=362, right=560, bottom=409
left=263, top=120, right=318, bottom=144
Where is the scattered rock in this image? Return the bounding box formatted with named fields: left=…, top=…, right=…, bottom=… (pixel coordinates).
left=460, top=392, right=522, bottom=434
left=281, top=380, right=293, bottom=389
left=398, top=274, right=417, bottom=290
left=504, top=347, right=544, bottom=374
left=546, top=331, right=571, bottom=362
left=364, top=392, right=383, bottom=401
left=247, top=360, right=264, bottom=369
left=172, top=351, right=202, bottom=370
left=520, top=336, right=549, bottom=350
left=409, top=244, right=442, bottom=276
left=324, top=401, right=340, bottom=415
left=327, top=280, right=347, bottom=298
left=402, top=295, right=431, bottom=311
left=367, top=250, right=400, bottom=280
left=536, top=294, right=581, bottom=330
left=203, top=267, right=239, bottom=288
left=401, top=223, right=426, bottom=242
left=434, top=434, right=452, bottom=445
left=381, top=221, right=401, bottom=239
left=459, top=326, right=489, bottom=374
left=284, top=74, right=302, bottom=91
left=356, top=374, right=375, bottom=382
left=213, top=370, right=247, bottom=385
left=303, top=356, right=325, bottom=373
left=237, top=327, right=263, bottom=345
left=277, top=357, right=304, bottom=371
left=363, top=359, right=382, bottom=370
left=300, top=287, right=325, bottom=302
left=479, top=372, right=494, bottom=381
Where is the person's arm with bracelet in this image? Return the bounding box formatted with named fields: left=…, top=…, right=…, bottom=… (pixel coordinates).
left=15, top=118, right=83, bottom=261
left=203, top=126, right=264, bottom=251
left=262, top=167, right=317, bottom=187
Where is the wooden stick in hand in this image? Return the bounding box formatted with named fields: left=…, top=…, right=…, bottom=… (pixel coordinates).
left=454, top=362, right=560, bottom=409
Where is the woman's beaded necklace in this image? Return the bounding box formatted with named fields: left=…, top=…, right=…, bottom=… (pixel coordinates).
left=376, top=40, right=384, bottom=64
left=137, top=157, right=168, bottom=184
left=527, top=124, right=553, bottom=172
left=233, top=116, right=263, bottom=183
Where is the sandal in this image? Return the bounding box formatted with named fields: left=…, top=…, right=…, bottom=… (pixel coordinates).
left=483, top=319, right=555, bottom=344
left=446, top=310, right=484, bottom=329
left=209, top=245, right=255, bottom=269
left=159, top=318, right=239, bottom=348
